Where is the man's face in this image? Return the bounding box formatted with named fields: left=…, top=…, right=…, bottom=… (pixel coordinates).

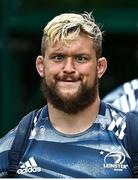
left=36, top=34, right=106, bottom=113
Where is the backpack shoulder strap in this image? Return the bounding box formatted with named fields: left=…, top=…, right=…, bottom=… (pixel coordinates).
left=8, top=109, right=41, bottom=177
left=126, top=112, right=138, bottom=177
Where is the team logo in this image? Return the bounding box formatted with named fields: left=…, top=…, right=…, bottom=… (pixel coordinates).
left=17, top=157, right=41, bottom=175
left=103, top=151, right=128, bottom=171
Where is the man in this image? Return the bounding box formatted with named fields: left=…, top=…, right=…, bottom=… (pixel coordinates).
left=103, top=78, right=138, bottom=113
left=0, top=12, right=137, bottom=178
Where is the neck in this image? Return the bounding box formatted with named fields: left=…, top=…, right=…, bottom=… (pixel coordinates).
left=47, top=96, right=100, bottom=134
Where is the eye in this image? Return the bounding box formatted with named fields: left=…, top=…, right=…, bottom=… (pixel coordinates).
left=51, top=54, right=64, bottom=62
left=75, top=56, right=88, bottom=63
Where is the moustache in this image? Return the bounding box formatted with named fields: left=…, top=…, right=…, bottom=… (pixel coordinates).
left=55, top=74, right=82, bottom=81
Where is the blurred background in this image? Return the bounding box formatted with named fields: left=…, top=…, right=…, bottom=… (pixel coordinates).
left=0, top=0, right=138, bottom=137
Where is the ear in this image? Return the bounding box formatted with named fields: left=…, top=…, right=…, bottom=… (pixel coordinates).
left=97, top=57, right=107, bottom=79
left=35, top=55, right=45, bottom=77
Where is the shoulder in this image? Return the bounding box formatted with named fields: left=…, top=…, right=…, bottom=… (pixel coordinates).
left=0, top=127, right=17, bottom=177
left=103, top=103, right=126, bottom=139
left=105, top=102, right=138, bottom=137
left=0, top=127, right=17, bottom=154
left=0, top=105, right=47, bottom=148
left=105, top=102, right=138, bottom=122
left=0, top=108, right=41, bottom=177
left=0, top=108, right=40, bottom=156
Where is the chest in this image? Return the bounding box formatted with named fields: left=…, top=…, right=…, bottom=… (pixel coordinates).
left=15, top=124, right=132, bottom=178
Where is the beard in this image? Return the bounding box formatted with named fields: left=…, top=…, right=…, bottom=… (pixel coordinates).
left=41, top=75, right=99, bottom=114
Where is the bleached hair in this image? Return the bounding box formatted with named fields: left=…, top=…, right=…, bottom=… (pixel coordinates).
left=41, top=12, right=103, bottom=58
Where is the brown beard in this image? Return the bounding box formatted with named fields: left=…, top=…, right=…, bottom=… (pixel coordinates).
left=41, top=75, right=99, bottom=114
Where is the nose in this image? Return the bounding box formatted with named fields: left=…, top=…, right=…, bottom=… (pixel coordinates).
left=63, top=58, right=75, bottom=74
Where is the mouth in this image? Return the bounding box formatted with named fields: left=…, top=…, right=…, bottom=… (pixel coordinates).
left=55, top=75, right=82, bottom=86
left=57, top=79, right=81, bottom=87
left=62, top=79, right=78, bottom=82
left=58, top=76, right=81, bottom=81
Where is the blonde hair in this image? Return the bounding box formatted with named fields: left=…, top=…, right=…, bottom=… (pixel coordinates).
left=41, top=12, right=103, bottom=58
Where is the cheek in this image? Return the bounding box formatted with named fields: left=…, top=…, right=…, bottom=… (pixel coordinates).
left=44, top=69, right=54, bottom=82
left=45, top=61, right=62, bottom=75
left=82, top=66, right=97, bottom=85
left=44, top=64, right=60, bottom=83
left=44, top=62, right=55, bottom=76
left=80, top=64, right=97, bottom=76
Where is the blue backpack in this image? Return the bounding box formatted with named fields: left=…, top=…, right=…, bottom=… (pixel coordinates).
left=8, top=106, right=138, bottom=177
